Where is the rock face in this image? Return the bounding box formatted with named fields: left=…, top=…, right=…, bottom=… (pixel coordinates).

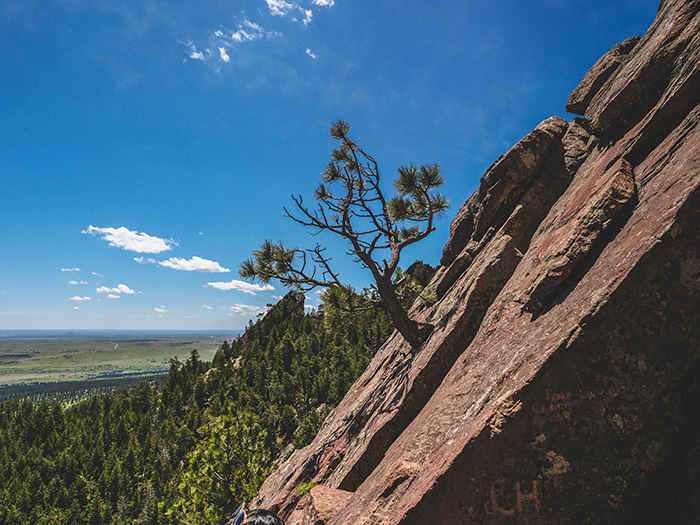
left=253, top=0, right=700, bottom=522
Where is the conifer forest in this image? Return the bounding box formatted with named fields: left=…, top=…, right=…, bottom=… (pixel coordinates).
left=0, top=286, right=412, bottom=524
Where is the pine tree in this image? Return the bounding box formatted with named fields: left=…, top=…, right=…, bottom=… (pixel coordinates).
left=241, top=120, right=448, bottom=348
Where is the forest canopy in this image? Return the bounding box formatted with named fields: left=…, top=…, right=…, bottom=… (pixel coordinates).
left=0, top=289, right=397, bottom=525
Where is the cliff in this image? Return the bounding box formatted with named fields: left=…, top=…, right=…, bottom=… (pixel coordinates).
left=253, top=0, right=700, bottom=522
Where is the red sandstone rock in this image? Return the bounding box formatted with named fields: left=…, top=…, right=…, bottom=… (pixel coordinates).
left=584, top=0, right=700, bottom=139
left=440, top=117, right=567, bottom=269
left=519, top=157, right=636, bottom=313
left=252, top=115, right=580, bottom=519
left=298, top=486, right=353, bottom=525
left=566, top=36, right=641, bottom=116
left=254, top=1, right=700, bottom=522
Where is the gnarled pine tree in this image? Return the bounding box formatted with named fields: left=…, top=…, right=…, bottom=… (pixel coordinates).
left=240, top=120, right=449, bottom=348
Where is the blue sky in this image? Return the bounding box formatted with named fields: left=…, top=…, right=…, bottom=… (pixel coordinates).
left=0, top=0, right=659, bottom=331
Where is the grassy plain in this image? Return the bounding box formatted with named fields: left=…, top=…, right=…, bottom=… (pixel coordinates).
left=0, top=336, right=222, bottom=387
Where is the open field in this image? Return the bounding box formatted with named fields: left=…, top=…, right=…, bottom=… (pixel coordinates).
left=0, top=335, right=224, bottom=387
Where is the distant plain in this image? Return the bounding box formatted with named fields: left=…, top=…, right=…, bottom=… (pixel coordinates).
left=0, top=335, right=225, bottom=387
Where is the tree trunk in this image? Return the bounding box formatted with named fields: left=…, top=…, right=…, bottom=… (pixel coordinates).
left=376, top=277, right=432, bottom=349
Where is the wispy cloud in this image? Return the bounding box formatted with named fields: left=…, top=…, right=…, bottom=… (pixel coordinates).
left=83, top=225, right=175, bottom=253
left=184, top=16, right=277, bottom=66
left=201, top=304, right=213, bottom=310
left=183, top=40, right=208, bottom=61
left=263, top=0, right=322, bottom=23
left=306, top=48, right=317, bottom=59
left=183, top=0, right=336, bottom=66
left=70, top=296, right=91, bottom=301
left=217, top=19, right=269, bottom=43
left=159, top=256, right=230, bottom=272
left=302, top=9, right=313, bottom=25
left=265, top=0, right=296, bottom=17
left=207, top=279, right=274, bottom=295
left=154, top=306, right=168, bottom=313
left=61, top=267, right=81, bottom=272
left=266, top=1, right=315, bottom=25
left=135, top=255, right=230, bottom=272
left=69, top=280, right=88, bottom=285
left=228, top=304, right=268, bottom=316
left=96, top=284, right=138, bottom=295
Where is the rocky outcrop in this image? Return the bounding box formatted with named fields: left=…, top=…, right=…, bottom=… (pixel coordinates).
left=565, top=36, right=641, bottom=116
left=253, top=0, right=700, bottom=522
left=289, top=486, right=354, bottom=525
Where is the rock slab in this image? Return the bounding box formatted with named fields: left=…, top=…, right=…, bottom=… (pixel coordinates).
left=254, top=1, right=700, bottom=522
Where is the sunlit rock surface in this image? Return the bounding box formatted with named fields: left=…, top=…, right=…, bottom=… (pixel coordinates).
left=254, top=0, right=700, bottom=522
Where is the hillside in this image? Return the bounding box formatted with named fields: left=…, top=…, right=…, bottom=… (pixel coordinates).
left=0, top=291, right=395, bottom=524
left=252, top=1, right=700, bottom=523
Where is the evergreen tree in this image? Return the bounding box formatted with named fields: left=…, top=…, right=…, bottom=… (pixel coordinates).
left=0, top=287, right=396, bottom=523
left=241, top=121, right=448, bottom=348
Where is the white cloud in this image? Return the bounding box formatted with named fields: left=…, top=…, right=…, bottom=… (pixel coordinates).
left=243, top=19, right=263, bottom=32
left=182, top=40, right=208, bottom=61
left=61, top=267, right=81, bottom=272
left=302, top=9, right=313, bottom=25
left=108, top=294, right=121, bottom=299
left=158, top=256, right=230, bottom=273
left=154, top=306, right=168, bottom=313
left=230, top=31, right=251, bottom=42
left=70, top=296, right=91, bottom=301
left=265, top=0, right=296, bottom=16
left=96, top=284, right=137, bottom=295
left=223, top=18, right=271, bottom=43
left=183, top=16, right=280, bottom=66
left=69, top=280, right=88, bottom=285
left=201, top=304, right=213, bottom=310
left=83, top=225, right=174, bottom=253
left=306, top=48, right=317, bottom=59
left=228, top=304, right=268, bottom=316
left=134, top=257, right=157, bottom=265
left=92, top=271, right=103, bottom=277
left=207, top=279, right=274, bottom=295
left=313, top=0, right=334, bottom=5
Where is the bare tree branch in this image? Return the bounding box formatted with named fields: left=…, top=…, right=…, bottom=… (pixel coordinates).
left=240, top=121, right=449, bottom=348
